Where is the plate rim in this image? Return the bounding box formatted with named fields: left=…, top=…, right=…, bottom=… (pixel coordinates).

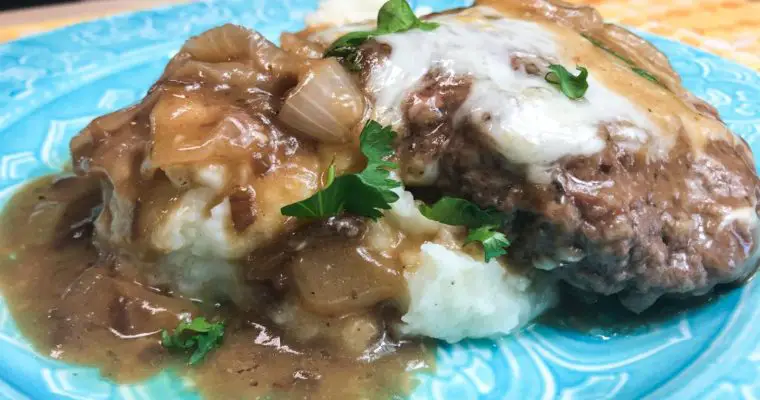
left=0, top=1, right=758, bottom=399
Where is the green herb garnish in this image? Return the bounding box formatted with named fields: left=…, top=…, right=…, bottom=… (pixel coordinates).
left=545, top=65, right=589, bottom=100
left=419, top=197, right=503, bottom=228
left=582, top=33, right=664, bottom=86
left=631, top=67, right=660, bottom=84
left=324, top=31, right=373, bottom=59
left=325, top=0, right=439, bottom=68
left=281, top=120, right=400, bottom=220
left=466, top=225, right=511, bottom=262
left=419, top=197, right=510, bottom=261
left=376, top=0, right=439, bottom=33
left=161, top=317, right=224, bottom=365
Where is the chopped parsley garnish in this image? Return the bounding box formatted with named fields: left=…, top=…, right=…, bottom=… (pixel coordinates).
left=324, top=0, right=439, bottom=68
left=631, top=67, right=660, bottom=84
left=376, top=0, right=439, bottom=33
left=581, top=33, right=664, bottom=87
left=419, top=196, right=511, bottom=262
left=324, top=31, right=373, bottom=61
left=419, top=197, right=502, bottom=228
left=281, top=120, right=400, bottom=220
left=545, top=65, right=589, bottom=100
left=161, top=317, right=224, bottom=365
left=466, top=225, right=511, bottom=262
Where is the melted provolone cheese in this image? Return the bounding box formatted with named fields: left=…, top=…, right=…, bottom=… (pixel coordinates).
left=311, top=6, right=738, bottom=183
left=367, top=8, right=659, bottom=182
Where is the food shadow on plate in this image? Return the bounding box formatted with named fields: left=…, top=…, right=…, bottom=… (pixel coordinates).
left=538, top=278, right=755, bottom=336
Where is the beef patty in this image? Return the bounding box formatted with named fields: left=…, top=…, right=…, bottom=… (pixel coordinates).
left=312, top=2, right=760, bottom=311
left=402, top=68, right=760, bottom=311
left=436, top=125, right=759, bottom=311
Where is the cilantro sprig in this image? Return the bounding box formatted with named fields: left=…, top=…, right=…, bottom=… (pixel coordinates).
left=545, top=65, right=589, bottom=100
left=281, top=120, right=400, bottom=220
left=419, top=197, right=511, bottom=262
left=161, top=317, right=224, bottom=365
left=325, top=0, right=439, bottom=68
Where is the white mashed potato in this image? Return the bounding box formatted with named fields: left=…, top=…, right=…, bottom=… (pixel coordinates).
left=141, top=172, right=558, bottom=342
left=306, top=0, right=388, bottom=26
left=401, top=243, right=557, bottom=343
left=383, top=187, right=558, bottom=343
left=152, top=187, right=243, bottom=259
left=92, top=3, right=560, bottom=346
left=118, top=159, right=557, bottom=343
left=147, top=162, right=317, bottom=260
left=161, top=2, right=557, bottom=342
left=158, top=251, right=252, bottom=306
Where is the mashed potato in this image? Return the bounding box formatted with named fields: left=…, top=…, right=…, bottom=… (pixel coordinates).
left=401, top=243, right=557, bottom=342
left=145, top=180, right=558, bottom=342
left=307, top=0, right=392, bottom=26
left=380, top=187, right=558, bottom=342
left=72, top=16, right=559, bottom=354
left=107, top=158, right=320, bottom=261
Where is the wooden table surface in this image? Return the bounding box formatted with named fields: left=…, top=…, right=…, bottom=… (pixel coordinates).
left=0, top=0, right=758, bottom=70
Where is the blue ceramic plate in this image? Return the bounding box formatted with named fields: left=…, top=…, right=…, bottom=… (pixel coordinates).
left=0, top=1, right=758, bottom=399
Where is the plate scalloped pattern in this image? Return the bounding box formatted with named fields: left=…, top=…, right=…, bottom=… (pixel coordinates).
left=0, top=0, right=758, bottom=399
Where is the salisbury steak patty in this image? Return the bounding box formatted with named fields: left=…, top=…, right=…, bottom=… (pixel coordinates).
left=303, top=1, right=760, bottom=310
left=403, top=8, right=759, bottom=310
left=437, top=125, right=759, bottom=311
left=395, top=6, right=760, bottom=310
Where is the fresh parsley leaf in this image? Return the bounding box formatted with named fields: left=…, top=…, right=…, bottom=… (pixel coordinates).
left=419, top=196, right=502, bottom=228
left=281, top=120, right=400, bottom=220
left=161, top=317, right=224, bottom=365
left=344, top=174, right=398, bottom=219
left=581, top=33, right=664, bottom=87
left=280, top=163, right=347, bottom=218
left=466, top=225, right=510, bottom=262
left=582, top=34, right=626, bottom=62
left=376, top=0, right=439, bottom=34
left=355, top=121, right=401, bottom=203
left=324, top=31, right=373, bottom=58
left=631, top=67, right=659, bottom=84
left=324, top=0, right=439, bottom=66
left=419, top=197, right=510, bottom=261
left=545, top=65, right=589, bottom=100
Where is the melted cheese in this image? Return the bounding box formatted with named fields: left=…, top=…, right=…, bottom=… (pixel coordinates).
left=311, top=6, right=738, bottom=183
left=365, top=8, right=658, bottom=181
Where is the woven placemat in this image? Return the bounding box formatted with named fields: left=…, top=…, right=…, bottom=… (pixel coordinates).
left=1, top=0, right=758, bottom=69
left=567, top=0, right=760, bottom=70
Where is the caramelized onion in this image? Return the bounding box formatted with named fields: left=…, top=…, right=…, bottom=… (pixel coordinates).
left=278, top=58, right=366, bottom=143
left=182, top=24, right=301, bottom=78
left=149, top=90, right=271, bottom=167
left=280, top=32, right=325, bottom=59
left=169, top=61, right=258, bottom=88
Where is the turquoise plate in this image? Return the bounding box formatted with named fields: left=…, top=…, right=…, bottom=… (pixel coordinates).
left=0, top=0, right=758, bottom=399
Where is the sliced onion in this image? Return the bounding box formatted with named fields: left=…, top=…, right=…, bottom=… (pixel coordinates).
left=278, top=58, right=366, bottom=143
left=149, top=87, right=274, bottom=169
left=280, top=32, right=325, bottom=59
left=168, top=60, right=258, bottom=88
left=183, top=24, right=259, bottom=63
left=182, top=24, right=301, bottom=78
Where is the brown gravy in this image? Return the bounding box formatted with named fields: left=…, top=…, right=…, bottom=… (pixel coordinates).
left=0, top=176, right=433, bottom=399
